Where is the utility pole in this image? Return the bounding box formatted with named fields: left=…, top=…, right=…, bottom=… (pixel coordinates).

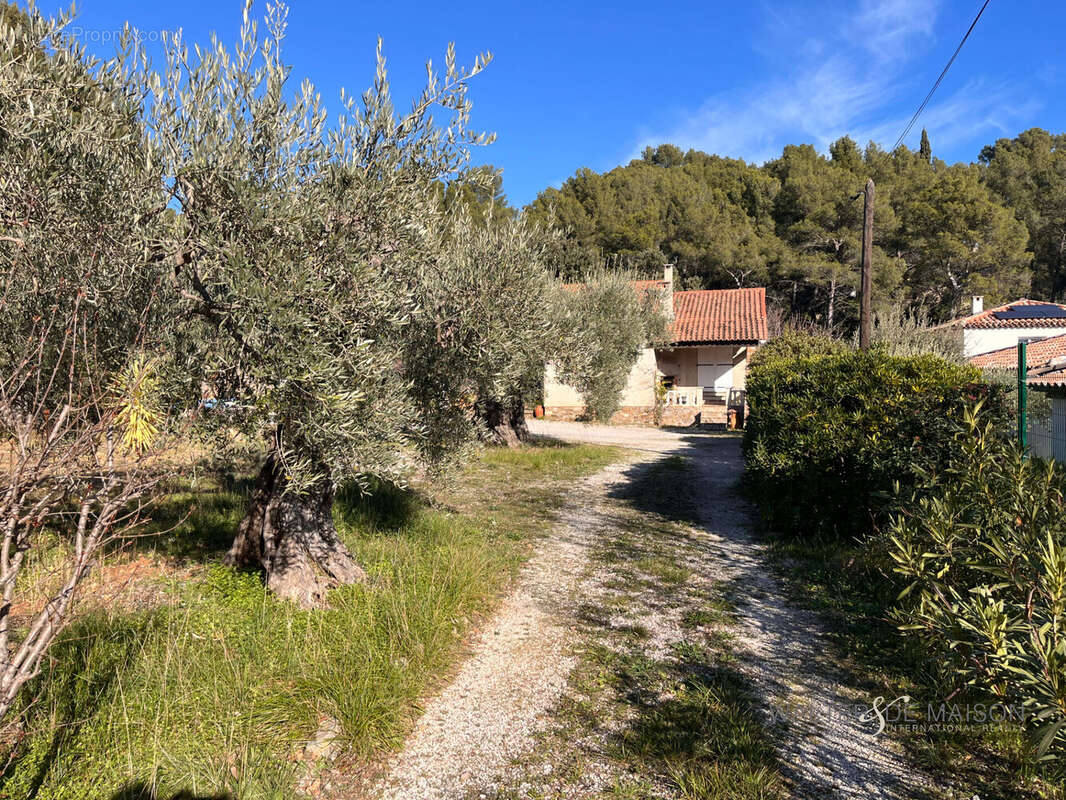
left=859, top=178, right=875, bottom=351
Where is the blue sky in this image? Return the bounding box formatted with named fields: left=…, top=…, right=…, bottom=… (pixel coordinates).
left=40, top=0, right=1066, bottom=206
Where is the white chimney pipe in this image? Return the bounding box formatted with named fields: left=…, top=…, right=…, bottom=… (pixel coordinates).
left=971, top=295, right=984, bottom=315
left=663, top=265, right=674, bottom=285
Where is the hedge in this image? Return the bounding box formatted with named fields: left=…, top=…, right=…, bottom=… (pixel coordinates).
left=743, top=333, right=1009, bottom=539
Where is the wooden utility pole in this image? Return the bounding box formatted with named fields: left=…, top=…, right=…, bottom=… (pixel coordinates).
left=859, top=178, right=875, bottom=350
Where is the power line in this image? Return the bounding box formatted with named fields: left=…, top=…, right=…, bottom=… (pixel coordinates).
left=890, top=0, right=993, bottom=152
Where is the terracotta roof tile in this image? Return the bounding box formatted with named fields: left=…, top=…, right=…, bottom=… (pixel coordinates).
left=1030, top=371, right=1066, bottom=388
left=561, top=280, right=767, bottom=344
left=970, top=333, right=1066, bottom=369
left=941, top=298, right=1066, bottom=330
left=561, top=279, right=669, bottom=294
left=671, top=287, right=767, bottom=344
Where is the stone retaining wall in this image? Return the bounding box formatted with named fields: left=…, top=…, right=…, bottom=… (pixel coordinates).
left=539, top=405, right=730, bottom=428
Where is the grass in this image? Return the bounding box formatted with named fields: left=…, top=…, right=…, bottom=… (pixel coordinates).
left=0, top=439, right=622, bottom=800
left=583, top=643, right=783, bottom=800
left=765, top=532, right=1066, bottom=800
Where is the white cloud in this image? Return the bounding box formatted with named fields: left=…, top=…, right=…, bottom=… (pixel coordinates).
left=858, top=78, right=1042, bottom=152
left=629, top=0, right=1035, bottom=165
left=849, top=0, right=939, bottom=58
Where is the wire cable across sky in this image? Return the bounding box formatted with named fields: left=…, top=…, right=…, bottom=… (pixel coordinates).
left=890, top=0, right=993, bottom=152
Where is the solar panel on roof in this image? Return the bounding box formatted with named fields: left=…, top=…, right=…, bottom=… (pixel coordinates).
left=992, top=304, right=1066, bottom=320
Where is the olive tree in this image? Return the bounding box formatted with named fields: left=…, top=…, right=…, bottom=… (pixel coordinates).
left=552, top=270, right=670, bottom=421
left=406, top=202, right=558, bottom=453
left=152, top=4, right=493, bottom=606
left=0, top=6, right=169, bottom=719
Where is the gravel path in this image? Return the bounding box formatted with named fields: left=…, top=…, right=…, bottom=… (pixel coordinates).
left=372, top=460, right=634, bottom=800
left=371, top=421, right=931, bottom=799
left=528, top=420, right=932, bottom=800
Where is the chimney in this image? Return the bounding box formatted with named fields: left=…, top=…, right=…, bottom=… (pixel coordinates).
left=663, top=265, right=675, bottom=317
left=971, top=295, right=984, bottom=315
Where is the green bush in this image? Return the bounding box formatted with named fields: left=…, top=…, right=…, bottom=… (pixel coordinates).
left=747, top=329, right=849, bottom=371
left=744, top=333, right=1008, bottom=538
left=889, top=408, right=1066, bottom=760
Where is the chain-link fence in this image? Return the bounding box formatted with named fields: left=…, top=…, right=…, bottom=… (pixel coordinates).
left=1011, top=340, right=1066, bottom=461
left=988, top=342, right=1066, bottom=462
left=1027, top=391, right=1066, bottom=461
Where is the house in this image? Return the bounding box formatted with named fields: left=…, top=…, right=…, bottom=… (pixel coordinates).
left=939, top=296, right=1066, bottom=357
left=542, top=267, right=768, bottom=426
left=969, top=332, right=1066, bottom=372
left=969, top=333, right=1066, bottom=461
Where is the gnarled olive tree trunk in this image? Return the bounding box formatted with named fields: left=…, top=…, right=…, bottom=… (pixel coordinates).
left=476, top=397, right=530, bottom=448
left=226, top=454, right=365, bottom=608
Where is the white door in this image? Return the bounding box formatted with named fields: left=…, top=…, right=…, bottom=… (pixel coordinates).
left=697, top=362, right=733, bottom=399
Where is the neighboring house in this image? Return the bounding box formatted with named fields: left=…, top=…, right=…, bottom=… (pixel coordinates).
left=969, top=333, right=1066, bottom=461
left=940, top=296, right=1066, bottom=357
left=969, top=331, right=1066, bottom=371
left=542, top=267, right=769, bottom=426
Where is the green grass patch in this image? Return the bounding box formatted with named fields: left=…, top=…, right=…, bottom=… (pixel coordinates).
left=588, top=645, right=784, bottom=800
left=680, top=595, right=734, bottom=631
left=1, top=441, right=621, bottom=800
left=634, top=556, right=689, bottom=586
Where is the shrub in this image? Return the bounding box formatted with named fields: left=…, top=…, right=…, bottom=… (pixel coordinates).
left=744, top=334, right=1008, bottom=538
left=856, top=304, right=964, bottom=362
left=747, top=329, right=849, bottom=372
left=888, top=407, right=1066, bottom=760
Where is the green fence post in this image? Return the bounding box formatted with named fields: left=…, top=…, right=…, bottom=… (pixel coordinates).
left=1018, top=340, right=1028, bottom=450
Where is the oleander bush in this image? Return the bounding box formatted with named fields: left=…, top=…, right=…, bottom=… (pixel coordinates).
left=889, top=407, right=1066, bottom=761
left=744, top=333, right=1009, bottom=538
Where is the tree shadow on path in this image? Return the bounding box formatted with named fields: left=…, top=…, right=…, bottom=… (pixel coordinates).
left=110, top=783, right=232, bottom=800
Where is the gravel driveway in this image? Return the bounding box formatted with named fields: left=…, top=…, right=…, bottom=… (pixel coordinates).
left=371, top=420, right=931, bottom=799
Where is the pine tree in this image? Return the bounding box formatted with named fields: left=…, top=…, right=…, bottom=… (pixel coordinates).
left=919, top=129, right=932, bottom=164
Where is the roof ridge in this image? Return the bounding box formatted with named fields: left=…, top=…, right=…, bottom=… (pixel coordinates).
left=937, top=297, right=1066, bottom=330
left=674, top=287, right=763, bottom=294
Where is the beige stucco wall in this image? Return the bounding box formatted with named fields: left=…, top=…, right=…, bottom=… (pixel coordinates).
left=656, top=345, right=751, bottom=389
left=734, top=346, right=755, bottom=390
left=543, top=347, right=659, bottom=410
left=542, top=363, right=584, bottom=407
left=655, top=348, right=697, bottom=386
left=621, top=347, right=658, bottom=406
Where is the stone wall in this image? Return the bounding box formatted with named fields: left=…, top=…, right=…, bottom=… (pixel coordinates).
left=541, top=405, right=584, bottom=422
left=540, top=404, right=729, bottom=428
